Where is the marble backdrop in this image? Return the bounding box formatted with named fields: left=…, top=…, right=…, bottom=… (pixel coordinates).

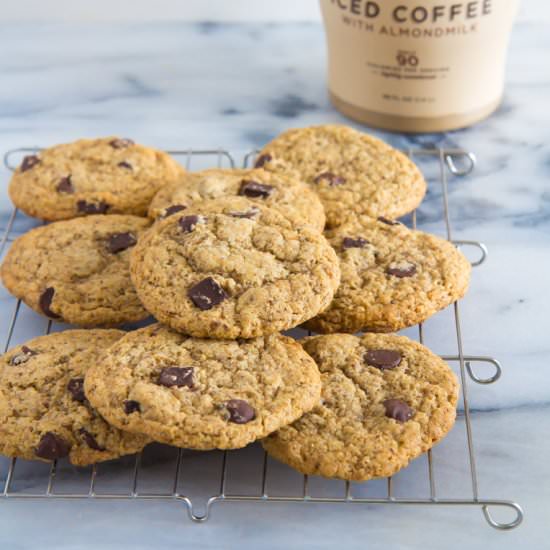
left=0, top=16, right=548, bottom=550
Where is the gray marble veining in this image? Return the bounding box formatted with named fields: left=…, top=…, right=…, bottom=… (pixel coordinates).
left=0, top=18, right=548, bottom=550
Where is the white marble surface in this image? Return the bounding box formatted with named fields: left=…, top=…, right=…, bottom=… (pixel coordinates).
left=0, top=17, right=549, bottom=550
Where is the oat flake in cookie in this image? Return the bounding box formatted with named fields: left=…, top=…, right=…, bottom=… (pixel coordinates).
left=0, top=215, right=151, bottom=326
left=0, top=330, right=149, bottom=466
left=256, top=124, right=426, bottom=228
left=262, top=333, right=458, bottom=481
left=130, top=197, right=341, bottom=339
left=84, top=324, right=322, bottom=450
left=148, top=168, right=326, bottom=231
left=8, top=137, right=185, bottom=221
left=305, top=215, right=471, bottom=334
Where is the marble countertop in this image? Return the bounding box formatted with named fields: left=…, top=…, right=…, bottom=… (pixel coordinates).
left=0, top=17, right=548, bottom=550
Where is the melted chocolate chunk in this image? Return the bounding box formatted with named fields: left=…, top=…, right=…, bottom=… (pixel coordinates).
left=378, top=216, right=400, bottom=226
left=77, top=200, right=110, bottom=215
left=179, top=215, right=205, bottom=233
left=107, top=232, right=137, bottom=253
left=117, top=161, right=133, bottom=170
left=224, top=399, right=256, bottom=424
left=56, top=175, right=74, bottom=194
left=67, top=378, right=86, bottom=403
left=124, top=400, right=141, bottom=414
left=79, top=428, right=105, bottom=451
left=383, top=399, right=414, bottom=423
left=254, top=153, right=272, bottom=168
left=161, top=204, right=187, bottom=218
left=386, top=261, right=417, bottom=278
left=35, top=432, right=71, bottom=460
left=20, top=155, right=40, bottom=172
left=342, top=237, right=369, bottom=249
left=365, top=350, right=402, bottom=370
left=158, top=366, right=194, bottom=388
left=39, top=287, right=61, bottom=319
left=314, top=172, right=346, bottom=186
left=10, top=346, right=38, bottom=365
left=110, top=138, right=134, bottom=149
left=188, top=278, right=227, bottom=310
left=238, top=180, right=274, bottom=199
left=229, top=207, right=260, bottom=219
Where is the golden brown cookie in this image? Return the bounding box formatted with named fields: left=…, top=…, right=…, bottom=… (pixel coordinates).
left=256, top=125, right=426, bottom=228
left=1, top=215, right=151, bottom=326
left=9, top=137, right=185, bottom=221
left=0, top=330, right=149, bottom=466
left=305, top=216, right=471, bottom=333
left=148, top=168, right=326, bottom=231
left=84, top=324, right=322, bottom=450
left=130, top=197, right=341, bottom=339
left=262, top=333, right=458, bottom=481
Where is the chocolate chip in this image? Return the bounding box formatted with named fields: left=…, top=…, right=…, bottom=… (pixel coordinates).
left=386, top=261, right=417, bottom=278
left=10, top=346, right=38, bottom=365
left=20, top=155, right=40, bottom=172
left=35, top=432, right=71, bottom=460
left=229, top=207, right=260, bottom=219
left=110, top=138, right=134, bottom=149
left=314, top=172, right=346, bottom=186
left=383, top=399, right=413, bottom=423
left=188, top=277, right=227, bottom=310
left=254, top=154, right=272, bottom=168
left=77, top=200, right=110, bottom=215
left=238, top=180, right=274, bottom=199
left=67, top=378, right=86, bottom=403
left=342, top=237, right=369, bottom=249
left=365, top=350, right=402, bottom=370
left=179, top=215, right=205, bottom=233
left=158, top=366, right=194, bottom=388
left=39, top=287, right=60, bottom=319
left=161, top=204, right=187, bottom=218
left=378, top=216, right=400, bottom=226
left=79, top=428, right=105, bottom=451
left=124, top=400, right=141, bottom=414
left=117, top=161, right=133, bottom=170
left=224, top=399, right=256, bottom=424
left=107, top=232, right=137, bottom=253
left=56, top=175, right=74, bottom=194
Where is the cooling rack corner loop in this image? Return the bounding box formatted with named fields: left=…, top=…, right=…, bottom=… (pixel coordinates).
left=482, top=501, right=524, bottom=530
left=4, top=147, right=41, bottom=172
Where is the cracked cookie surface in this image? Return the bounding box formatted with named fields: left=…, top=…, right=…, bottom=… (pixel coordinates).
left=9, top=137, right=185, bottom=221
left=0, top=330, right=149, bottom=466
left=84, top=324, right=322, bottom=449
left=1, top=215, right=151, bottom=326
left=262, top=333, right=458, bottom=481
left=148, top=168, right=326, bottom=231
left=256, top=125, right=426, bottom=228
left=305, top=216, right=471, bottom=333
left=130, top=197, right=341, bottom=338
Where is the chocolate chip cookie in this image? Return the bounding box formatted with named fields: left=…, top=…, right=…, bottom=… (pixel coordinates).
left=130, top=197, right=341, bottom=339
left=9, top=137, right=185, bottom=221
left=0, top=330, right=149, bottom=465
left=256, top=125, right=426, bottom=228
left=148, top=168, right=326, bottom=231
left=305, top=216, right=471, bottom=334
left=84, top=324, right=322, bottom=449
left=262, top=333, right=458, bottom=481
left=1, top=215, right=151, bottom=326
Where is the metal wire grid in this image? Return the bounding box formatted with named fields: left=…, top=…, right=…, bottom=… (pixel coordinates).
left=0, top=146, right=523, bottom=530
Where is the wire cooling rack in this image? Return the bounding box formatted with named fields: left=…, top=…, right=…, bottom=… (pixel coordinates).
left=0, top=146, right=523, bottom=530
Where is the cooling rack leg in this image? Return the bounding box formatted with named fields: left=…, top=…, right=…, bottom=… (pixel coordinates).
left=482, top=501, right=524, bottom=530
left=185, top=496, right=221, bottom=523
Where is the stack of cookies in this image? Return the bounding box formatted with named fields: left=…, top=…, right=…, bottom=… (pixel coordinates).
left=0, top=126, right=469, bottom=481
